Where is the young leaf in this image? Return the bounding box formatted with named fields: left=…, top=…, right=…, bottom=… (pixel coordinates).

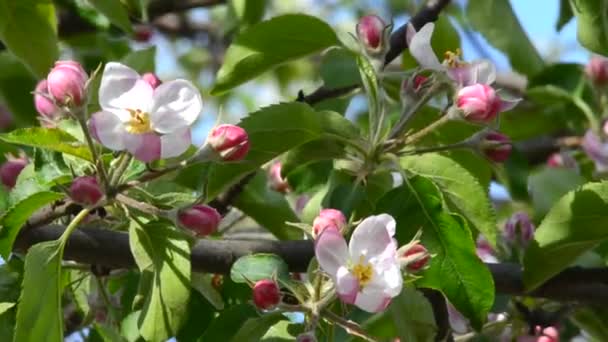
left=0, top=191, right=64, bottom=259
left=376, top=176, right=494, bottom=330
left=128, top=221, right=191, bottom=341
left=87, top=0, right=133, bottom=34
left=402, top=153, right=498, bottom=247
left=523, top=182, right=608, bottom=290
left=570, top=0, right=608, bottom=55
left=230, top=253, right=290, bottom=284
left=233, top=171, right=302, bottom=240
left=389, top=287, right=437, bottom=342
left=121, top=47, right=157, bottom=73
left=0, top=52, right=39, bottom=126
left=211, top=14, right=339, bottom=95
left=230, top=0, right=267, bottom=27
left=13, top=240, right=63, bottom=342
left=198, top=304, right=257, bottom=341
left=320, top=47, right=361, bottom=89
left=0, top=0, right=59, bottom=77
left=556, top=0, right=574, bottom=31
left=0, top=128, right=93, bottom=162
left=467, top=0, right=543, bottom=76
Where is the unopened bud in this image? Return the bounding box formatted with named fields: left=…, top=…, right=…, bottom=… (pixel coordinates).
left=252, top=279, right=280, bottom=310
left=207, top=124, right=250, bottom=161
left=356, top=15, right=390, bottom=56
left=134, top=25, right=153, bottom=42
left=503, top=212, right=535, bottom=248
left=480, top=131, right=511, bottom=163
left=142, top=73, right=161, bottom=89
left=586, top=56, right=608, bottom=85
left=47, top=60, right=88, bottom=106
left=312, top=208, right=346, bottom=238
left=399, top=243, right=429, bottom=272
left=0, top=106, right=13, bottom=131
left=69, top=176, right=103, bottom=206
left=0, top=158, right=27, bottom=189
left=456, top=83, right=501, bottom=123
left=547, top=152, right=577, bottom=169
left=34, top=80, right=59, bottom=119
left=177, top=204, right=221, bottom=237
left=268, top=162, right=289, bottom=193
left=296, top=332, right=317, bottom=342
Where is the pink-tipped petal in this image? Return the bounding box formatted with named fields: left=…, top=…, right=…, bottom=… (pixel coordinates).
left=315, top=228, right=349, bottom=276
left=89, top=111, right=126, bottom=150
left=124, top=132, right=161, bottom=162
left=150, top=80, right=203, bottom=134
left=336, top=267, right=359, bottom=304
left=160, top=126, right=191, bottom=159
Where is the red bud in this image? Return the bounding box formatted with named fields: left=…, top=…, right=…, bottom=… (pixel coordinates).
left=177, top=204, right=221, bottom=236
left=207, top=124, right=250, bottom=161
left=69, top=176, right=103, bottom=205
left=252, top=279, right=280, bottom=310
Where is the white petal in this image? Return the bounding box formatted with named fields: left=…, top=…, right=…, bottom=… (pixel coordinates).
left=150, top=80, right=203, bottom=134
left=499, top=97, right=521, bottom=112
left=99, top=62, right=153, bottom=116
left=354, top=289, right=392, bottom=313
left=336, top=267, right=359, bottom=304
left=160, top=127, right=192, bottom=159
left=470, top=60, right=496, bottom=85
left=89, top=111, right=126, bottom=150
left=315, top=228, right=349, bottom=276
left=405, top=23, right=416, bottom=45
left=409, top=23, right=442, bottom=70
left=349, top=214, right=397, bottom=262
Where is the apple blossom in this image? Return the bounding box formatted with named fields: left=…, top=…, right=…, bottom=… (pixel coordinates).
left=252, top=279, right=280, bottom=310
left=312, top=208, right=346, bottom=238
left=0, top=158, right=27, bottom=189
left=34, top=80, right=60, bottom=119
left=480, top=131, right=512, bottom=162
left=70, top=176, right=104, bottom=206
left=47, top=60, right=88, bottom=106
left=504, top=212, right=535, bottom=248
left=207, top=124, right=250, bottom=161
left=177, top=204, right=221, bottom=237
left=268, top=161, right=289, bottom=193
left=88, top=62, right=202, bottom=162
left=315, top=214, right=402, bottom=313
left=356, top=15, right=389, bottom=55
left=586, top=56, right=608, bottom=85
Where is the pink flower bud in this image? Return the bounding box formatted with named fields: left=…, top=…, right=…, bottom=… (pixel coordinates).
left=481, top=131, right=511, bottom=163
left=296, top=332, right=317, bottom=342
left=356, top=15, right=388, bottom=54
left=547, top=152, right=577, bottom=169
left=69, top=176, right=103, bottom=205
left=456, top=83, right=501, bottom=123
left=0, top=158, right=27, bottom=189
left=413, top=75, right=428, bottom=91
left=252, top=279, right=280, bottom=310
left=47, top=60, right=88, bottom=106
left=0, top=106, right=12, bottom=131
left=312, top=208, right=346, bottom=238
left=134, top=25, right=153, bottom=42
left=177, top=204, right=221, bottom=237
left=207, top=124, right=250, bottom=161
left=586, top=56, right=608, bottom=85
left=142, top=73, right=161, bottom=89
left=34, top=80, right=59, bottom=118
left=504, top=212, right=535, bottom=248
left=268, top=162, right=289, bottom=193
left=401, top=243, right=429, bottom=271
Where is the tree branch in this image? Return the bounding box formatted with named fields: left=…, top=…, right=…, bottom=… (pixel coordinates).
left=14, top=224, right=608, bottom=304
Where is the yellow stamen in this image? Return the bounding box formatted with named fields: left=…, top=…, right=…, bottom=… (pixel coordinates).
left=352, top=256, right=374, bottom=288
left=125, top=108, right=152, bottom=134
left=443, top=48, right=464, bottom=68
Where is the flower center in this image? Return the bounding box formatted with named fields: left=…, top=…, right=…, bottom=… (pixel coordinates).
left=126, top=109, right=152, bottom=134
left=443, top=48, right=465, bottom=68
left=352, top=256, right=373, bottom=288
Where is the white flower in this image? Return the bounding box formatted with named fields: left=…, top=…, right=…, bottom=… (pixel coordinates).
left=407, top=23, right=496, bottom=87
left=89, top=62, right=203, bottom=162
left=315, top=214, right=403, bottom=312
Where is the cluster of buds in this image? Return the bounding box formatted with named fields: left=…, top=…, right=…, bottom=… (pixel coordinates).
left=0, top=156, right=27, bottom=189
left=356, top=15, right=392, bottom=58
left=312, top=208, right=347, bottom=238
left=252, top=279, right=281, bottom=310
left=34, top=61, right=89, bottom=122
left=176, top=204, right=222, bottom=237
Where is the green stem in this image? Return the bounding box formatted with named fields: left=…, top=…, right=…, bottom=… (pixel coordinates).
left=398, top=140, right=470, bottom=156
left=116, top=194, right=165, bottom=217
left=59, top=208, right=92, bottom=248
left=76, top=116, right=110, bottom=192
left=321, top=309, right=378, bottom=342
left=388, top=83, right=443, bottom=140
left=110, top=154, right=133, bottom=187
left=95, top=275, right=119, bottom=325
left=403, top=114, right=451, bottom=146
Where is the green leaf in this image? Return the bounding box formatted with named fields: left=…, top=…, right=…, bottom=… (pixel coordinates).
left=87, top=0, right=133, bottom=33
left=0, top=191, right=64, bottom=259
left=467, top=0, right=543, bottom=75
left=389, top=287, right=437, bottom=342
left=191, top=273, right=224, bottom=310
left=198, top=304, right=257, bottom=341
left=556, top=0, right=574, bottom=31
left=570, top=0, right=608, bottom=55
left=0, top=52, right=39, bottom=126
left=282, top=139, right=344, bottom=176
left=320, top=47, right=360, bottom=89
left=121, top=47, right=156, bottom=73
left=230, top=253, right=290, bottom=284
left=376, top=176, right=494, bottom=330
left=402, top=15, right=460, bottom=69
left=10, top=158, right=69, bottom=206
left=0, top=0, right=58, bottom=77
left=402, top=153, right=498, bottom=247
left=231, top=312, right=286, bottom=342
left=13, top=240, right=63, bottom=342
left=0, top=302, right=15, bottom=315
left=179, top=103, right=356, bottom=198
left=230, top=0, right=267, bottom=27
left=233, top=171, right=301, bottom=240
left=571, top=307, right=608, bottom=341
left=129, top=221, right=191, bottom=341
left=528, top=167, right=586, bottom=217
left=211, top=14, right=339, bottom=95
left=0, top=128, right=93, bottom=162
left=523, top=182, right=608, bottom=290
